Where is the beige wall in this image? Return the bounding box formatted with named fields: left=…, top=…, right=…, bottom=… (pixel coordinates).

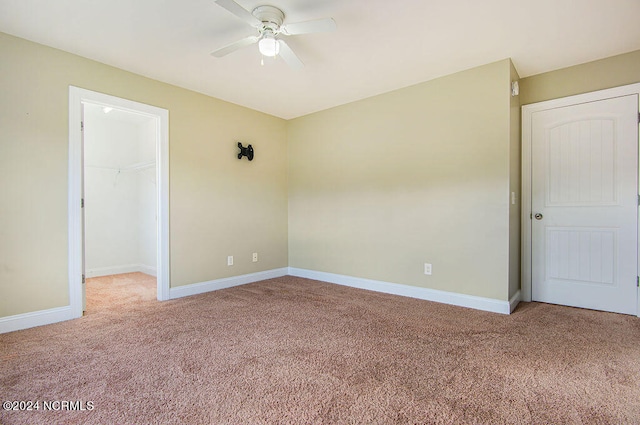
left=0, top=32, right=288, bottom=317
left=288, top=60, right=515, bottom=301
left=5, top=26, right=635, bottom=320
left=520, top=49, right=640, bottom=105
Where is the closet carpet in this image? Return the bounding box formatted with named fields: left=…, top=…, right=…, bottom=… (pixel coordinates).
left=1, top=273, right=639, bottom=424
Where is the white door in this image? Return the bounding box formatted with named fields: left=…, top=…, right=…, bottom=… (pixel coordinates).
left=531, top=95, right=638, bottom=315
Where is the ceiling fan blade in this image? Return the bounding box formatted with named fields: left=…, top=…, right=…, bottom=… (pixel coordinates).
left=281, top=18, right=336, bottom=35
left=214, top=0, right=261, bottom=27
left=211, top=35, right=259, bottom=57
left=278, top=39, right=304, bottom=69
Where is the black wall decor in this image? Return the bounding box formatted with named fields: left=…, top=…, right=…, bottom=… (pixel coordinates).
left=237, top=142, right=254, bottom=161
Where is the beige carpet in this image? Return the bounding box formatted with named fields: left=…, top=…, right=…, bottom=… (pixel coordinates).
left=84, top=272, right=157, bottom=314
left=1, top=273, right=639, bottom=424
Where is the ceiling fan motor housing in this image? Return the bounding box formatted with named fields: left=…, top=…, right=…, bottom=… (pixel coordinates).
left=252, top=5, right=285, bottom=32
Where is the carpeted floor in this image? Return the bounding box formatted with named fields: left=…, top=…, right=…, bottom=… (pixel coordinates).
left=84, top=272, right=157, bottom=315
left=1, top=273, right=639, bottom=424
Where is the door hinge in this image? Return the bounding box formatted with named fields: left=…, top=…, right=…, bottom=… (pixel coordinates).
left=81, top=198, right=84, bottom=208
left=81, top=121, right=84, bottom=131
left=637, top=276, right=639, bottom=287
left=82, top=274, right=86, bottom=284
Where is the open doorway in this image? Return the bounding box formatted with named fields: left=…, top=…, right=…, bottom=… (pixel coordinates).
left=68, top=87, right=170, bottom=320
left=83, top=103, right=158, bottom=312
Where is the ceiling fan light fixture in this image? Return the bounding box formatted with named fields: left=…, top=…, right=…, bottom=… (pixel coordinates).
left=258, top=33, right=280, bottom=57
left=212, top=0, right=335, bottom=69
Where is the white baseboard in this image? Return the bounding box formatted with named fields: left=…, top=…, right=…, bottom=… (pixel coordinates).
left=509, top=290, right=521, bottom=313
left=1, top=268, right=518, bottom=335
left=138, top=264, right=157, bottom=277
left=169, top=268, right=288, bottom=300
left=86, top=264, right=157, bottom=278
left=0, top=306, right=77, bottom=334
left=288, top=268, right=514, bottom=315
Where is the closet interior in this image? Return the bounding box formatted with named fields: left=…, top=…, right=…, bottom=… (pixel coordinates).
left=83, top=103, right=157, bottom=282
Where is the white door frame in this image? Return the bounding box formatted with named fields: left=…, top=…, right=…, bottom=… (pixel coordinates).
left=521, top=83, right=640, bottom=317
left=69, top=86, right=170, bottom=318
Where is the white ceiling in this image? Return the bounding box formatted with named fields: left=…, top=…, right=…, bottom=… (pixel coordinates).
left=1, top=0, right=639, bottom=119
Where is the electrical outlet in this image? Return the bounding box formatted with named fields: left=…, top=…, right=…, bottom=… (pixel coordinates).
left=424, top=263, right=432, bottom=275
left=227, top=256, right=233, bottom=266
left=252, top=252, right=258, bottom=262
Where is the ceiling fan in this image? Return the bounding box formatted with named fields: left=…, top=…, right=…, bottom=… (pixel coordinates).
left=211, top=0, right=336, bottom=69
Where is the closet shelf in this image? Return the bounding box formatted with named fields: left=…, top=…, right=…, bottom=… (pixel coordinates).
left=121, top=161, right=155, bottom=172
left=86, top=161, right=155, bottom=173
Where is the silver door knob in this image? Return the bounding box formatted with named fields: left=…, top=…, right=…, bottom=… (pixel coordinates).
left=534, top=213, right=543, bottom=220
